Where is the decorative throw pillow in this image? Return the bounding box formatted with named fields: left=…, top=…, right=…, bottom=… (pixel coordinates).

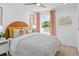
left=19, top=29, right=26, bottom=36
left=13, top=29, right=21, bottom=38
left=8, top=27, right=21, bottom=38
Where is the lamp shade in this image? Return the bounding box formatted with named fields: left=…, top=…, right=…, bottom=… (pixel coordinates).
left=0, top=25, right=3, bottom=32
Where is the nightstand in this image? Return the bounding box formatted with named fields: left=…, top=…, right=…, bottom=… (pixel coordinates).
left=0, top=39, right=9, bottom=55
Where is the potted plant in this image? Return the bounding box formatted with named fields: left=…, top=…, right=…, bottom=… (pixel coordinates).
left=42, top=21, right=49, bottom=32
left=0, top=32, right=8, bottom=39
left=0, top=32, right=3, bottom=38
left=3, top=32, right=8, bottom=39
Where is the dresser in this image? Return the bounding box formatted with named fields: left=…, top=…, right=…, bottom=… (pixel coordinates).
left=0, top=38, right=9, bottom=55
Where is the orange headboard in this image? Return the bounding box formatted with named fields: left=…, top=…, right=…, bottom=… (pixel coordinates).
left=5, top=21, right=28, bottom=38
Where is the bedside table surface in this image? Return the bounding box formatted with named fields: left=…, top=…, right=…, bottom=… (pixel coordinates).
left=0, top=40, right=8, bottom=43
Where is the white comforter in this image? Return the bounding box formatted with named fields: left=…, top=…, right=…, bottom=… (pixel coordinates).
left=10, top=33, right=61, bottom=56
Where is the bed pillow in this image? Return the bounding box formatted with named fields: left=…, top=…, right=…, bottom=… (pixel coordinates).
left=22, top=26, right=32, bottom=34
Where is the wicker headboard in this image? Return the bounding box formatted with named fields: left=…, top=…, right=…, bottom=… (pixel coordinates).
left=5, top=21, right=28, bottom=38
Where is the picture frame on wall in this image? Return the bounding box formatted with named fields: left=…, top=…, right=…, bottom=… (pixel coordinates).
left=59, top=16, right=72, bottom=26
left=0, top=7, right=3, bottom=25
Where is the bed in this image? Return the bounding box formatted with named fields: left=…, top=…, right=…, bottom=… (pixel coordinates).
left=9, top=33, right=61, bottom=56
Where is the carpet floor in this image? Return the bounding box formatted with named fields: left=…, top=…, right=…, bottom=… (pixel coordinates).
left=0, top=45, right=79, bottom=56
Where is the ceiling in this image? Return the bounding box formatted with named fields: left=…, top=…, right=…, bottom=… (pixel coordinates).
left=0, top=3, right=78, bottom=12
left=12, top=3, right=78, bottom=11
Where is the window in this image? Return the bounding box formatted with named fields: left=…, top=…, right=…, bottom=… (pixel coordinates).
left=40, top=15, right=50, bottom=33
left=0, top=7, right=2, bottom=25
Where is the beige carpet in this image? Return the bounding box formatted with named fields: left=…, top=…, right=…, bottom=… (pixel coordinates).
left=56, top=45, right=79, bottom=56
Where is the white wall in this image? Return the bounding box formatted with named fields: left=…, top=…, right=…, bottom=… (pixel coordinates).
left=77, top=5, right=79, bottom=50
left=0, top=4, right=30, bottom=32
left=56, top=5, right=77, bottom=47
left=77, top=32, right=79, bottom=50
